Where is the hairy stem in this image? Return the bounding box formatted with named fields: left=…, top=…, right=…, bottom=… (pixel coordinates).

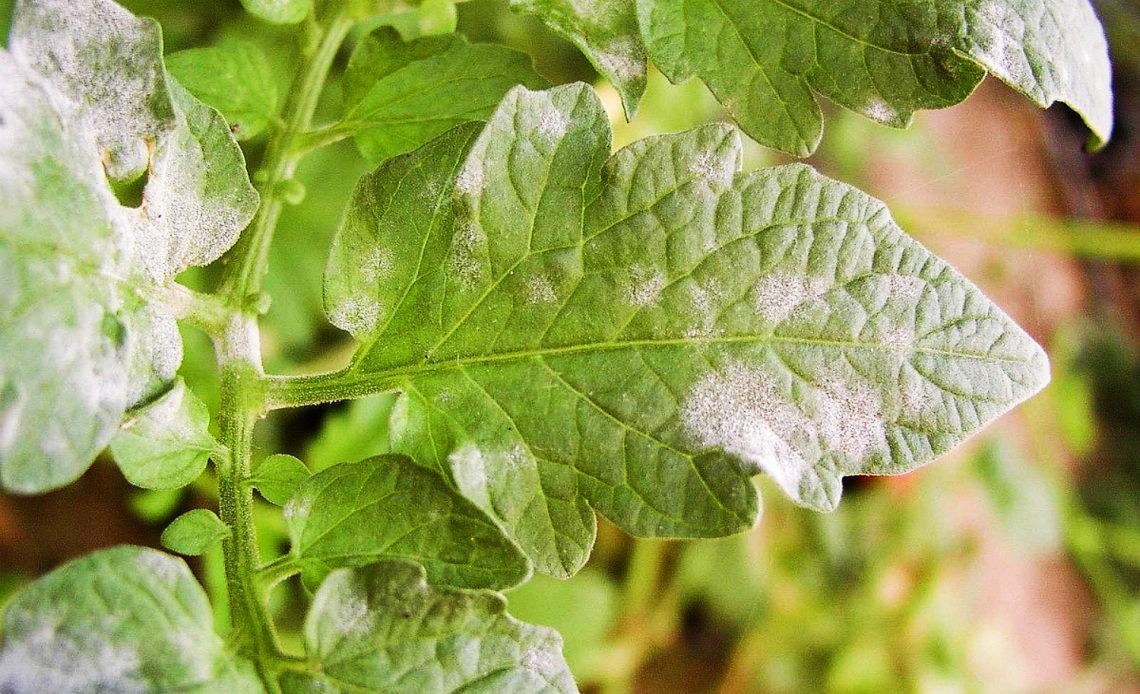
left=219, top=11, right=354, bottom=302
left=211, top=10, right=353, bottom=685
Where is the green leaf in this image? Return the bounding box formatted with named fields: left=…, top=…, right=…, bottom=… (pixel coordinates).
left=0, top=546, right=263, bottom=692
left=636, top=0, right=1113, bottom=155
left=162, top=508, right=231, bottom=556
left=0, top=0, right=257, bottom=493
left=279, top=560, right=575, bottom=693
left=240, top=0, right=310, bottom=25
left=511, top=0, right=647, bottom=117
left=253, top=453, right=312, bottom=505
left=324, top=84, right=1050, bottom=577
left=110, top=379, right=216, bottom=490
left=166, top=41, right=280, bottom=140
left=339, top=27, right=549, bottom=165
left=285, top=456, right=530, bottom=590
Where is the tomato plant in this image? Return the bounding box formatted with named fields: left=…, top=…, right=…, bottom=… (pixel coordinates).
left=0, top=0, right=1113, bottom=691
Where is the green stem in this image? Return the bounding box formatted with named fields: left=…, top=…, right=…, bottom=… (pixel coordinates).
left=293, top=122, right=354, bottom=155
left=210, top=11, right=355, bottom=686
left=262, top=368, right=401, bottom=411
left=220, top=11, right=354, bottom=302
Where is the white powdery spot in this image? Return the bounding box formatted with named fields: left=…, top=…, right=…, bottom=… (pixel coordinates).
left=593, top=38, right=646, bottom=82
left=455, top=161, right=486, bottom=198
left=359, top=248, right=394, bottom=283
left=535, top=99, right=570, bottom=141
left=627, top=265, right=666, bottom=307
left=334, top=587, right=375, bottom=637
left=864, top=99, right=898, bottom=123
left=883, top=274, right=926, bottom=303
left=880, top=327, right=916, bottom=350
left=137, top=550, right=183, bottom=583
left=689, top=151, right=735, bottom=189
left=753, top=273, right=828, bottom=324
left=815, top=377, right=887, bottom=460
left=681, top=363, right=810, bottom=496
left=449, top=223, right=486, bottom=290
left=449, top=443, right=492, bottom=509
left=0, top=622, right=144, bottom=693
left=971, top=1, right=1031, bottom=84
left=526, top=275, right=558, bottom=304
left=285, top=494, right=313, bottom=525
left=328, top=296, right=381, bottom=336
left=522, top=648, right=555, bottom=674
left=685, top=280, right=722, bottom=337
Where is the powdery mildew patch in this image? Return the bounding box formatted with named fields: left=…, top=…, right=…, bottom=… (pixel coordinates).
left=753, top=273, right=828, bottom=324
left=0, top=614, right=145, bottom=693
left=332, top=579, right=375, bottom=637
left=681, top=363, right=810, bottom=496
left=526, top=275, right=558, bottom=304
left=689, top=150, right=735, bottom=189
left=328, top=296, right=381, bottom=337
left=593, top=38, right=646, bottom=83
left=359, top=247, right=394, bottom=283
left=535, top=99, right=570, bottom=141
left=626, top=265, right=666, bottom=307
left=449, top=442, right=492, bottom=509
left=449, top=222, right=486, bottom=290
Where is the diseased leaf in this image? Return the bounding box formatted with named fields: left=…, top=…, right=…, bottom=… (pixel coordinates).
left=324, top=84, right=1050, bottom=577
left=511, top=0, right=647, bottom=116
left=253, top=453, right=311, bottom=505
left=279, top=560, right=575, bottom=693
left=240, top=0, right=310, bottom=25
left=0, top=0, right=257, bottom=493
left=162, top=509, right=231, bottom=556
left=284, top=456, right=530, bottom=590
left=110, top=379, right=216, bottom=490
left=166, top=41, right=280, bottom=140
left=339, top=27, right=548, bottom=165
left=0, top=546, right=263, bottom=692
left=636, top=0, right=1113, bottom=155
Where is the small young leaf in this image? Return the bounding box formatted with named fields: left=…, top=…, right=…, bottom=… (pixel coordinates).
left=253, top=453, right=311, bottom=505
left=636, top=0, right=1113, bottom=154
left=325, top=84, right=1050, bottom=577
left=162, top=508, right=231, bottom=556
left=166, top=41, right=280, bottom=140
left=285, top=456, right=530, bottom=590
left=0, top=0, right=257, bottom=493
left=240, top=0, right=310, bottom=25
left=511, top=0, right=647, bottom=117
left=0, top=546, right=263, bottom=692
left=280, top=560, right=575, bottom=693
left=110, top=379, right=216, bottom=490
left=339, top=27, right=548, bottom=165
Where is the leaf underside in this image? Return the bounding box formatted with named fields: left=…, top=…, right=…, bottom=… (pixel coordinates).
left=0, top=546, right=262, bottom=692
left=280, top=560, right=575, bottom=694
left=324, top=84, right=1050, bottom=577
left=0, top=0, right=257, bottom=493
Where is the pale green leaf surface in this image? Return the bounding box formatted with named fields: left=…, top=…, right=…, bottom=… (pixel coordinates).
left=280, top=560, right=575, bottom=693
left=285, top=456, right=530, bottom=590
left=240, top=0, right=310, bottom=25
left=254, top=453, right=312, bottom=505
left=0, top=0, right=257, bottom=493
left=166, top=41, right=280, bottom=140
left=162, top=508, right=231, bottom=556
left=325, top=84, right=1049, bottom=577
left=340, top=27, right=548, bottom=165
left=0, top=546, right=263, bottom=692
left=110, top=379, right=216, bottom=490
left=511, top=0, right=647, bottom=116
left=0, top=51, right=130, bottom=493
left=636, top=0, right=1113, bottom=155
